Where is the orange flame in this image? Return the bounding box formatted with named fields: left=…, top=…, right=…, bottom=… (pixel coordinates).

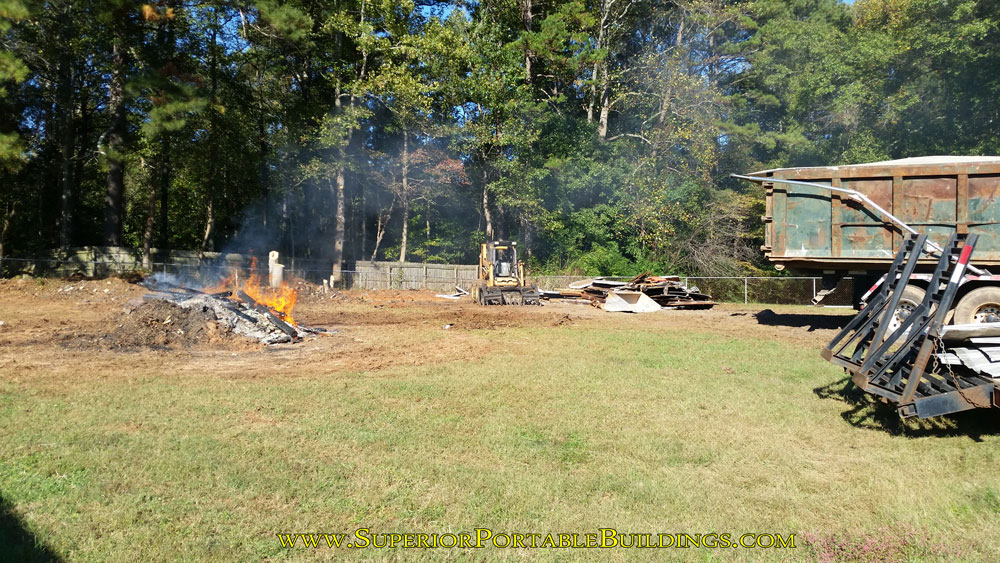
left=205, top=257, right=298, bottom=324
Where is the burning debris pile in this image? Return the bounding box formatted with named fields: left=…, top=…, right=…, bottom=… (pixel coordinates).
left=134, top=261, right=325, bottom=345
left=544, top=273, right=715, bottom=313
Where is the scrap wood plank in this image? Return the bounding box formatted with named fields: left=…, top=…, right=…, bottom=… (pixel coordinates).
left=263, top=310, right=298, bottom=339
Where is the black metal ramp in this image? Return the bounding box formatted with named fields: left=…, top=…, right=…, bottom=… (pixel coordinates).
left=822, top=233, right=996, bottom=418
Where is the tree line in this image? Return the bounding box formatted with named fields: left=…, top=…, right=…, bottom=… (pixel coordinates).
left=1, top=0, right=998, bottom=278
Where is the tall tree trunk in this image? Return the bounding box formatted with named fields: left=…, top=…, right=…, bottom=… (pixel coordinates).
left=656, top=16, right=684, bottom=129
left=332, top=167, right=346, bottom=282
left=355, top=0, right=370, bottom=262
left=141, top=160, right=156, bottom=269
left=201, top=200, right=214, bottom=252
left=482, top=167, right=494, bottom=240
left=252, top=39, right=270, bottom=233
left=280, top=189, right=290, bottom=255
left=598, top=66, right=610, bottom=140
left=73, top=79, right=89, bottom=235
left=496, top=204, right=506, bottom=240
left=201, top=14, right=220, bottom=252
left=399, top=132, right=409, bottom=262
left=104, top=40, right=127, bottom=247
left=300, top=175, right=314, bottom=258
left=0, top=203, right=14, bottom=266
left=331, top=75, right=347, bottom=282
left=371, top=204, right=391, bottom=262
left=400, top=198, right=409, bottom=263
left=520, top=213, right=532, bottom=257
left=521, top=0, right=533, bottom=84
left=360, top=183, right=367, bottom=258
left=56, top=19, right=74, bottom=248
left=258, top=110, right=269, bottom=230
left=156, top=9, right=175, bottom=250
left=587, top=0, right=607, bottom=124
left=587, top=59, right=600, bottom=123
left=158, top=136, right=170, bottom=248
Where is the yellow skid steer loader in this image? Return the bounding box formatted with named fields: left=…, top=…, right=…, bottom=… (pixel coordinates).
left=471, top=240, right=541, bottom=305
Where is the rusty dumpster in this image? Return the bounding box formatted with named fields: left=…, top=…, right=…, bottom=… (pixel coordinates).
left=751, top=156, right=1000, bottom=272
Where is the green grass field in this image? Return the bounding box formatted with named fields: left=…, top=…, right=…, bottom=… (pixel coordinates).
left=2, top=304, right=999, bottom=561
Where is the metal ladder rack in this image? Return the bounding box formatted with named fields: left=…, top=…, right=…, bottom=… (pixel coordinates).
left=822, top=233, right=996, bottom=418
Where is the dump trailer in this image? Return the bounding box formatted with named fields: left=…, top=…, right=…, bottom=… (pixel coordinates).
left=736, top=156, right=1000, bottom=321
left=471, top=240, right=541, bottom=305
left=733, top=157, right=1000, bottom=418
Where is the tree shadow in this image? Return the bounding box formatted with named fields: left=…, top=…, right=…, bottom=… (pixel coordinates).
left=0, top=494, right=63, bottom=562
left=814, top=376, right=1000, bottom=441
left=754, top=308, right=853, bottom=331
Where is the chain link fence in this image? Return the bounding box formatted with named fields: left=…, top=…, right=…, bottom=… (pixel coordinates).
left=0, top=254, right=857, bottom=306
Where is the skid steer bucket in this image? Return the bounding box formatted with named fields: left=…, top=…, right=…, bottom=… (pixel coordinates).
left=603, top=290, right=662, bottom=313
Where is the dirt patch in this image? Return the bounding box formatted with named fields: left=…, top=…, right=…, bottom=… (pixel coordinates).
left=95, top=299, right=259, bottom=351
left=0, top=277, right=146, bottom=305
left=298, top=300, right=580, bottom=331
left=0, top=276, right=856, bottom=388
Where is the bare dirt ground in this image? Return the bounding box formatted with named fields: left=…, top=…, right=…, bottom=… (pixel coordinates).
left=0, top=277, right=854, bottom=390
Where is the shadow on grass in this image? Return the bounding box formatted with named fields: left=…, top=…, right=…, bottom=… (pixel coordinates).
left=754, top=308, right=853, bottom=331
left=0, top=494, right=62, bottom=562
left=814, top=376, right=1000, bottom=441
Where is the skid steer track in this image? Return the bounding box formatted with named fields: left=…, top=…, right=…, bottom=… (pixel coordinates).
left=476, top=284, right=541, bottom=306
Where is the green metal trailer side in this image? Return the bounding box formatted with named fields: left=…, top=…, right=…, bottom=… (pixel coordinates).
left=754, top=156, right=1000, bottom=272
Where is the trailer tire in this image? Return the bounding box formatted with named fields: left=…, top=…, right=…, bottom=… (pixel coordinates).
left=886, top=285, right=925, bottom=335
left=953, top=287, right=1000, bottom=324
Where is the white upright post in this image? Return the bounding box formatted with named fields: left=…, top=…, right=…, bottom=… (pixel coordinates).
left=268, top=250, right=283, bottom=288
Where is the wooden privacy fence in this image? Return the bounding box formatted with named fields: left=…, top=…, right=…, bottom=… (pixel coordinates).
left=341, top=261, right=479, bottom=291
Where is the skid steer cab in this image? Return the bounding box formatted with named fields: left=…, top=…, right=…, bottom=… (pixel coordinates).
left=471, top=240, right=541, bottom=306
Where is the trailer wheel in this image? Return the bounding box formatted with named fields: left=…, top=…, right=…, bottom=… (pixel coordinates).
left=953, top=287, right=1000, bottom=324
left=886, top=285, right=925, bottom=335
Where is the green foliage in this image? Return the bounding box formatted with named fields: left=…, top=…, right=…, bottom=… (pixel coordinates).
left=566, top=244, right=633, bottom=277
left=2, top=0, right=1000, bottom=277
left=0, top=0, right=28, bottom=169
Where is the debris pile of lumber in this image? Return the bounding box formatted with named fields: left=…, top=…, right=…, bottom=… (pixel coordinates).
left=541, top=272, right=714, bottom=312
left=625, top=273, right=715, bottom=309
left=141, top=282, right=325, bottom=344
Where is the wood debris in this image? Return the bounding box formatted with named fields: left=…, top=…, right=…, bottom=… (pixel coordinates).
left=544, top=273, right=714, bottom=311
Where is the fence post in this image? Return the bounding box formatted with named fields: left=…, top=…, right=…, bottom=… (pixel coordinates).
left=423, top=265, right=428, bottom=289
left=744, top=277, right=748, bottom=304
left=812, top=278, right=816, bottom=301
left=454, top=267, right=458, bottom=288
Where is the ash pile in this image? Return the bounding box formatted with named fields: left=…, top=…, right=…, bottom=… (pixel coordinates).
left=139, top=281, right=320, bottom=345
left=544, top=272, right=715, bottom=313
